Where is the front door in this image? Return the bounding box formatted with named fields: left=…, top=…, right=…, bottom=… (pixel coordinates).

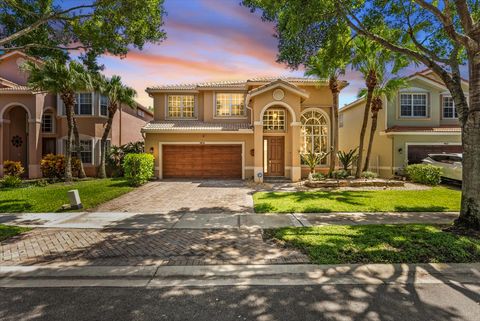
left=264, top=136, right=284, bottom=177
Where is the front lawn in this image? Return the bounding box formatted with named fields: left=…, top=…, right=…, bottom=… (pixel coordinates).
left=254, top=187, right=460, bottom=213
left=269, top=224, right=480, bottom=264
left=0, top=224, right=30, bottom=241
left=0, top=178, right=134, bottom=213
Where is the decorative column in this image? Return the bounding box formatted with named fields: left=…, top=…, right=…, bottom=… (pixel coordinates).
left=253, top=121, right=264, bottom=183
left=28, top=118, right=42, bottom=178
left=0, top=120, right=4, bottom=177
left=291, top=121, right=302, bottom=182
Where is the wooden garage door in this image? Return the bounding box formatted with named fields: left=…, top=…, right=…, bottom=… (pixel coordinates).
left=162, top=145, right=242, bottom=179
left=407, top=145, right=463, bottom=164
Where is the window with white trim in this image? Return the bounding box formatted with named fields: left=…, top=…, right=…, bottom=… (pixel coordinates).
left=263, top=109, right=286, bottom=131
left=100, top=95, right=108, bottom=116
left=63, top=139, right=93, bottom=164
left=168, top=95, right=195, bottom=118
left=300, top=110, right=329, bottom=165
left=215, top=93, right=245, bottom=117
left=400, top=93, right=427, bottom=117
left=442, top=96, right=458, bottom=119
left=75, top=93, right=93, bottom=115
left=41, top=113, right=54, bottom=133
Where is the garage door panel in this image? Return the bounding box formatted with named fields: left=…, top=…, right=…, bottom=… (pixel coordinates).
left=162, top=144, right=242, bottom=179
left=407, top=145, right=462, bottom=164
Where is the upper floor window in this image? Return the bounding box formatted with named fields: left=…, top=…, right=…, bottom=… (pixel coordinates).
left=41, top=113, right=54, bottom=133
left=263, top=109, right=286, bottom=131
left=215, top=93, right=245, bottom=117
left=168, top=95, right=195, bottom=118
left=442, top=96, right=458, bottom=119
left=75, top=93, right=93, bottom=115
left=100, top=95, right=108, bottom=116
left=400, top=93, right=428, bottom=117
left=137, top=109, right=145, bottom=118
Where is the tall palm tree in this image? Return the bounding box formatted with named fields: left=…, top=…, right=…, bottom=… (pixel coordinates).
left=305, top=27, right=350, bottom=175
left=96, top=75, right=137, bottom=178
left=358, top=77, right=408, bottom=172
left=24, top=60, right=92, bottom=182
left=351, top=36, right=407, bottom=177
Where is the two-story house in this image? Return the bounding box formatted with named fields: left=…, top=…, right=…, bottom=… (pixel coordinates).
left=143, top=78, right=348, bottom=182
left=0, top=50, right=153, bottom=178
left=339, top=69, right=467, bottom=178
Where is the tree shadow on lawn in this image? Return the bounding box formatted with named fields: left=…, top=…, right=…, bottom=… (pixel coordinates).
left=255, top=191, right=372, bottom=212
left=272, top=224, right=480, bottom=265
left=0, top=199, right=33, bottom=213
left=394, top=205, right=451, bottom=212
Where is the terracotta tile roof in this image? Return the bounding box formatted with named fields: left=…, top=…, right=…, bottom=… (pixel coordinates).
left=141, top=120, right=253, bottom=132
left=0, top=85, right=30, bottom=92
left=385, top=125, right=461, bottom=133
left=146, top=77, right=333, bottom=91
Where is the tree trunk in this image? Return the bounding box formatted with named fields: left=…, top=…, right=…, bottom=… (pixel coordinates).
left=98, top=103, right=117, bottom=178
left=73, top=117, right=86, bottom=178
left=355, top=69, right=376, bottom=178
left=363, top=97, right=382, bottom=172
left=329, top=76, right=340, bottom=175
left=456, top=52, right=480, bottom=229
left=60, top=92, right=75, bottom=182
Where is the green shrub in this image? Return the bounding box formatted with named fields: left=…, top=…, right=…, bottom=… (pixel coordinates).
left=1, top=175, right=22, bottom=188
left=123, top=153, right=154, bottom=186
left=312, top=172, right=325, bottom=181
left=107, top=141, right=145, bottom=177
left=361, top=171, right=378, bottom=179
left=40, top=154, right=81, bottom=180
left=301, top=151, right=329, bottom=174
left=3, top=160, right=24, bottom=177
left=332, top=169, right=349, bottom=179
left=337, top=148, right=358, bottom=173
left=405, top=164, right=442, bottom=186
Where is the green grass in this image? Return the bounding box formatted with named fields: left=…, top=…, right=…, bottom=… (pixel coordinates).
left=0, top=224, right=30, bottom=241
left=0, top=178, right=134, bottom=213
left=270, top=224, right=480, bottom=264
left=254, top=187, right=460, bottom=213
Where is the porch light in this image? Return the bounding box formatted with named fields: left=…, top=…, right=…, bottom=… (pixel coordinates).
left=149, top=147, right=154, bottom=154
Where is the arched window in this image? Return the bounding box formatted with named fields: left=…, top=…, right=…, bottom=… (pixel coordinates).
left=300, top=109, right=329, bottom=165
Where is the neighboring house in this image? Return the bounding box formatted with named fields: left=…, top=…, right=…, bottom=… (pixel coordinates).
left=143, top=77, right=348, bottom=181
left=339, top=69, right=467, bottom=178
left=0, top=51, right=153, bottom=178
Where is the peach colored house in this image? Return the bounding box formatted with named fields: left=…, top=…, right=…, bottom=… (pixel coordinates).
left=143, top=78, right=348, bottom=182
left=339, top=69, right=466, bottom=178
left=0, top=51, right=153, bottom=178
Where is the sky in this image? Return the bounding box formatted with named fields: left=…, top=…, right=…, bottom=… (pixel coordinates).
left=92, top=0, right=422, bottom=108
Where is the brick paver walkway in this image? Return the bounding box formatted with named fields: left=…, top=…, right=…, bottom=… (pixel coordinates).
left=0, top=228, right=308, bottom=266
left=94, top=180, right=254, bottom=214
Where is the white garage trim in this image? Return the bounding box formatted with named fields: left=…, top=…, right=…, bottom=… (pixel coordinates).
left=405, top=142, right=462, bottom=164
left=158, top=141, right=245, bottom=180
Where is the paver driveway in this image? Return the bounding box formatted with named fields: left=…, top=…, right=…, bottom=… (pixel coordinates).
left=94, top=180, right=254, bottom=214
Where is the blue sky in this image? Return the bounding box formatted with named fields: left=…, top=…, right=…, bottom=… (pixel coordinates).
left=69, top=0, right=426, bottom=107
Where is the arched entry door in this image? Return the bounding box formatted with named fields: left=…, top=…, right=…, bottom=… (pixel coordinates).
left=3, top=105, right=29, bottom=173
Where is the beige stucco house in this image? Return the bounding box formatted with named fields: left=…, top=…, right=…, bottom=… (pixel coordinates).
left=339, top=69, right=467, bottom=178
left=0, top=51, right=153, bottom=178
left=143, top=78, right=348, bottom=182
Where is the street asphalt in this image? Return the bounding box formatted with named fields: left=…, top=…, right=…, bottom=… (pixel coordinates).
left=0, top=283, right=479, bottom=321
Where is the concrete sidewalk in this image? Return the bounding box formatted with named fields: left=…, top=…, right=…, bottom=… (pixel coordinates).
left=0, top=263, right=478, bottom=287
left=0, top=211, right=459, bottom=230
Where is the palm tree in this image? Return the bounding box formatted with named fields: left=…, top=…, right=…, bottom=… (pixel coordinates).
left=351, top=36, right=408, bottom=177
left=305, top=28, right=350, bottom=175
left=96, top=75, right=137, bottom=178
left=24, top=60, right=92, bottom=182
left=359, top=77, right=408, bottom=172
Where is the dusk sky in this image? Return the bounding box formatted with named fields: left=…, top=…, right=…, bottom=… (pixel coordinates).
left=93, top=0, right=421, bottom=108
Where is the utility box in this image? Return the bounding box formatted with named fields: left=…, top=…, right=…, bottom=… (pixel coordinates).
left=67, top=189, right=83, bottom=209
